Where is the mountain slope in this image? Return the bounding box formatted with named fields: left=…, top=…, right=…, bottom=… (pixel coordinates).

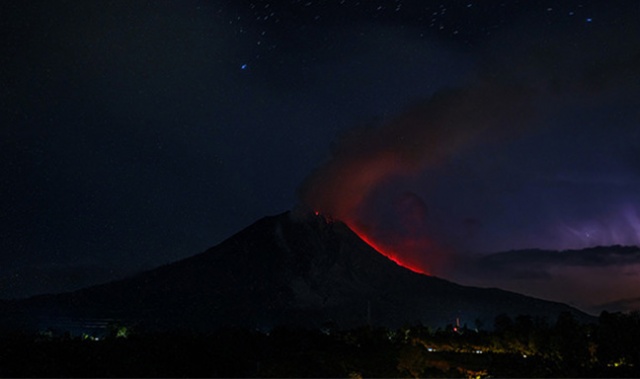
left=2, top=211, right=591, bottom=333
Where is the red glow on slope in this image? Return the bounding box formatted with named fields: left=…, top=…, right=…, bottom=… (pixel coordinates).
left=348, top=223, right=431, bottom=276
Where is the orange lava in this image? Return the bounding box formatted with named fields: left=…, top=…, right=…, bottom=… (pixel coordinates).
left=348, top=223, right=430, bottom=276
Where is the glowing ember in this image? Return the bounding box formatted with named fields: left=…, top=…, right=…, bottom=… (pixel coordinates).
left=348, top=223, right=430, bottom=276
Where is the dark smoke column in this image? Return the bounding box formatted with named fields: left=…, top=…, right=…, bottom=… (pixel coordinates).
left=298, top=83, right=535, bottom=276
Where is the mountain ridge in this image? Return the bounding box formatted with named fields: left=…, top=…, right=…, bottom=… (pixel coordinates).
left=1, top=211, right=592, bottom=334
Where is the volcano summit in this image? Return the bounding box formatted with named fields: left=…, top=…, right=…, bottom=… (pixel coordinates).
left=1, top=212, right=589, bottom=334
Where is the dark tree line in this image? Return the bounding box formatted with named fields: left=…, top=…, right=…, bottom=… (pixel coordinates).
left=0, top=311, right=639, bottom=377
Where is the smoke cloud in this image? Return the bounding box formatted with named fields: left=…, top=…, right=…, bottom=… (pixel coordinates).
left=297, top=82, right=535, bottom=274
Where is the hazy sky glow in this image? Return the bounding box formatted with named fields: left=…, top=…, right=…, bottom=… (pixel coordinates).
left=1, top=1, right=639, bottom=308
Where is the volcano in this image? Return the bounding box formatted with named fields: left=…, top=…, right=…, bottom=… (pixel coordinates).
left=1, top=211, right=590, bottom=333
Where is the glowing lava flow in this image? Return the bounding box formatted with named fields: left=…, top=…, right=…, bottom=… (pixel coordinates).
left=347, top=223, right=430, bottom=276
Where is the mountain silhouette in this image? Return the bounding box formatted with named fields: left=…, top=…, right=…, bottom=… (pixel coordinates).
left=1, top=211, right=591, bottom=333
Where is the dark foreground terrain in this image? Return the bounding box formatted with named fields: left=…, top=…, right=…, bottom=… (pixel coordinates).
left=1, top=311, right=639, bottom=378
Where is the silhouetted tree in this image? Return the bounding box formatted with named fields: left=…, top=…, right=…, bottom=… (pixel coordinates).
left=551, top=312, right=591, bottom=376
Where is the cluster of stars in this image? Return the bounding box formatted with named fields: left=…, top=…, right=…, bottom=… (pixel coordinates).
left=226, top=1, right=596, bottom=71
left=547, top=4, right=594, bottom=23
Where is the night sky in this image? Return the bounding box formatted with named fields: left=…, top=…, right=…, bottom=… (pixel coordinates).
left=2, top=0, right=640, bottom=310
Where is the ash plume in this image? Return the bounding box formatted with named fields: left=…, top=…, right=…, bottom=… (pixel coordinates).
left=297, top=82, right=535, bottom=274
